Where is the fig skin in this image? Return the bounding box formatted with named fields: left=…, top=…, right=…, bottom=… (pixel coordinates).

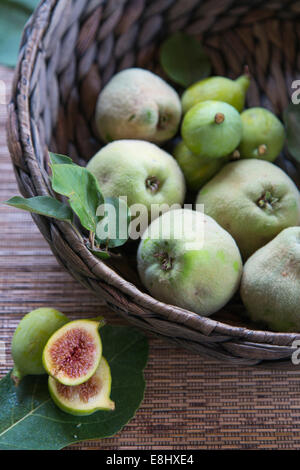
left=11, top=308, right=69, bottom=385
left=181, top=100, right=243, bottom=158
left=240, top=227, right=300, bottom=332
left=95, top=68, right=181, bottom=144
left=238, top=107, right=286, bottom=162
left=43, top=319, right=102, bottom=386
left=137, top=209, right=242, bottom=316
left=87, top=140, right=186, bottom=219
left=182, top=73, right=250, bottom=114
left=49, top=357, right=115, bottom=416
left=173, top=140, right=228, bottom=191
left=196, top=159, right=300, bottom=259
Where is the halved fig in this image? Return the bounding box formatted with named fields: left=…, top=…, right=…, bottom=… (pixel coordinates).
left=43, top=320, right=102, bottom=386
left=48, top=357, right=115, bottom=416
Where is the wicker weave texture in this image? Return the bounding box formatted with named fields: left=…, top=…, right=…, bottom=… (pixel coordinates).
left=7, top=0, right=300, bottom=366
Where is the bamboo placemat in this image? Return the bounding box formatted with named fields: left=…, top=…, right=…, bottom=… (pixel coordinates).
left=1, top=65, right=300, bottom=450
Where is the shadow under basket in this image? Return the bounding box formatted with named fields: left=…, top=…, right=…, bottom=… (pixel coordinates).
left=7, top=0, right=300, bottom=368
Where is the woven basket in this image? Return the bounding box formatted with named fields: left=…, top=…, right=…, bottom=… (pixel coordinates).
left=7, top=0, right=300, bottom=367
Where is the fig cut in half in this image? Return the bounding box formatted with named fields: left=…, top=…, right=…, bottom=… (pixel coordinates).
left=43, top=320, right=102, bottom=386
left=48, top=357, right=115, bottom=416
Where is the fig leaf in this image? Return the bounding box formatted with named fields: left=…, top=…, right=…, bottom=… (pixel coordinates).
left=160, top=32, right=211, bottom=87
left=0, top=325, right=148, bottom=450
left=0, top=0, right=39, bottom=67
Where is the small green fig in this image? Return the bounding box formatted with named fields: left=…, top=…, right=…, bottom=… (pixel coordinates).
left=43, top=319, right=102, bottom=386
left=181, top=100, right=243, bottom=158
left=49, top=357, right=115, bottom=416
left=238, top=107, right=286, bottom=161
left=173, top=140, right=227, bottom=191
left=11, top=308, right=69, bottom=385
left=181, top=72, right=250, bottom=114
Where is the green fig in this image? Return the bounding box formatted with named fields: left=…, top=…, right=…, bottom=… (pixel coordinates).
left=43, top=320, right=102, bottom=386
left=181, top=72, right=250, bottom=114
left=196, top=159, right=300, bottom=259
left=173, top=140, right=227, bottom=191
left=240, top=227, right=300, bottom=332
left=11, top=308, right=69, bottom=385
left=181, top=100, right=243, bottom=158
left=49, top=357, right=115, bottom=416
left=238, top=107, right=286, bottom=162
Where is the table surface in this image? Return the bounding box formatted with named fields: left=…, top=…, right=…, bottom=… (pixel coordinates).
left=1, top=65, right=300, bottom=451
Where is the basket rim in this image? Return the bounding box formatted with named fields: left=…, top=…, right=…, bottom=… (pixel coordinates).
left=6, top=0, right=300, bottom=352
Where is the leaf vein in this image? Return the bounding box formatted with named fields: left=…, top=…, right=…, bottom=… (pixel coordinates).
left=0, top=399, right=52, bottom=439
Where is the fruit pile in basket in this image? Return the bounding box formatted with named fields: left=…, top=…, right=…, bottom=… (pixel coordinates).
left=6, top=34, right=300, bottom=334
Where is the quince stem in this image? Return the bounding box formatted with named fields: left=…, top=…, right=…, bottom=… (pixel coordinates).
left=214, top=113, right=225, bottom=124
left=89, top=231, right=95, bottom=250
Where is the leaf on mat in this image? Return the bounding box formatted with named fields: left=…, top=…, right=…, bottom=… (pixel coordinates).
left=0, top=325, right=148, bottom=450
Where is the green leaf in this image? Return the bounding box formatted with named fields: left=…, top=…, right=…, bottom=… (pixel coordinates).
left=160, top=32, right=211, bottom=87
left=51, top=164, right=104, bottom=233
left=96, top=197, right=131, bottom=248
left=0, top=325, right=148, bottom=450
left=0, top=0, right=39, bottom=67
left=3, top=196, right=73, bottom=222
left=88, top=246, right=111, bottom=260
left=49, top=152, right=75, bottom=166
left=283, top=104, right=300, bottom=163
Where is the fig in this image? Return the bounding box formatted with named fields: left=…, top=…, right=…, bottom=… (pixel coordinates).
left=137, top=209, right=242, bottom=316
left=87, top=140, right=186, bottom=219
left=43, top=319, right=102, bottom=386
left=181, top=72, right=250, bottom=114
left=240, top=227, right=300, bottom=332
left=173, top=140, right=227, bottom=191
left=95, top=68, right=181, bottom=144
left=181, top=100, right=243, bottom=158
left=49, top=357, right=115, bottom=416
left=196, top=159, right=300, bottom=259
left=11, top=308, right=69, bottom=385
left=238, top=107, right=285, bottom=162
